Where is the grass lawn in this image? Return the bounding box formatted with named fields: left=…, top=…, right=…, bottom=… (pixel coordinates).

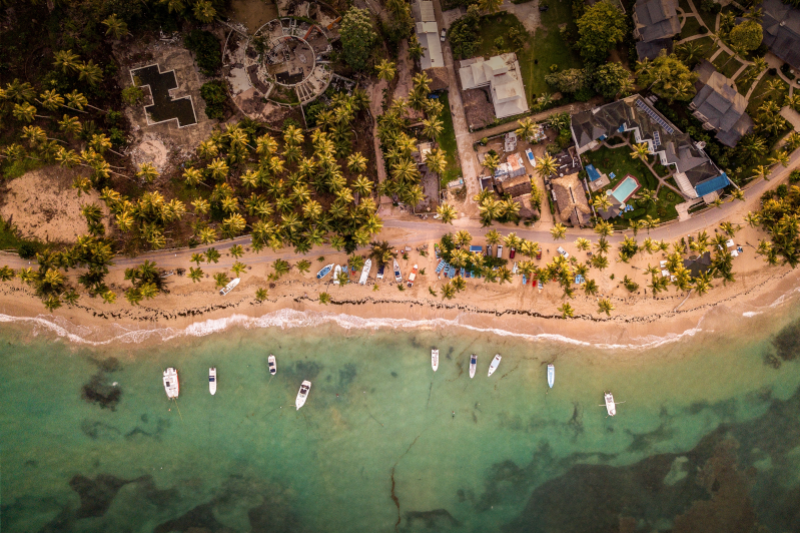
left=437, top=92, right=462, bottom=185
left=618, top=185, right=682, bottom=226
left=476, top=9, right=582, bottom=106
left=678, top=0, right=692, bottom=12
left=736, top=67, right=758, bottom=95
left=581, top=144, right=659, bottom=192
left=746, top=74, right=790, bottom=115
left=697, top=6, right=718, bottom=31
left=680, top=15, right=703, bottom=39
left=711, top=51, right=742, bottom=80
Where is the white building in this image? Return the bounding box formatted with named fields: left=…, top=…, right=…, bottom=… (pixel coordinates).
left=458, top=54, right=529, bottom=119
left=412, top=1, right=444, bottom=70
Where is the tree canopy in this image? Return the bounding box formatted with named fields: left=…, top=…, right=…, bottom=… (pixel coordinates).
left=340, top=8, right=377, bottom=71
left=576, top=1, right=627, bottom=64
left=593, top=62, right=635, bottom=99
left=729, top=20, right=763, bottom=52
left=636, top=53, right=697, bottom=103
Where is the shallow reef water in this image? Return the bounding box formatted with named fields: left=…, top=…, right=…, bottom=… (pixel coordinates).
left=3, top=306, right=800, bottom=532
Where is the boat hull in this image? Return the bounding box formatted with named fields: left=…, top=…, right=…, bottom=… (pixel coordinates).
left=296, top=380, right=312, bottom=410
left=604, top=393, right=616, bottom=416
left=316, top=263, right=334, bottom=279
left=487, top=354, right=502, bottom=377
left=431, top=349, right=439, bottom=372
left=163, top=368, right=179, bottom=399
left=469, top=356, right=477, bottom=379
left=209, top=367, right=216, bottom=395
left=268, top=355, right=277, bottom=375
left=547, top=364, right=555, bottom=389
left=333, top=265, right=341, bottom=285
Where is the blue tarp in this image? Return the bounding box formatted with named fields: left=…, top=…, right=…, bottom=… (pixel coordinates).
left=695, top=173, right=730, bottom=197
left=469, top=245, right=483, bottom=253
left=586, top=164, right=601, bottom=182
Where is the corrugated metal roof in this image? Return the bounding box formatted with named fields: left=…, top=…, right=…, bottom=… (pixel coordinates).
left=694, top=173, right=730, bottom=197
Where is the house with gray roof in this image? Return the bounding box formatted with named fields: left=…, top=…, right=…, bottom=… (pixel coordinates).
left=570, top=95, right=730, bottom=202
left=689, top=60, right=753, bottom=148
left=760, top=0, right=800, bottom=70
left=632, top=0, right=681, bottom=60
left=411, top=1, right=445, bottom=71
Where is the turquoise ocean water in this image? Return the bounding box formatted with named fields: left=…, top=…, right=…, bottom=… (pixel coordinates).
left=3, top=302, right=800, bottom=532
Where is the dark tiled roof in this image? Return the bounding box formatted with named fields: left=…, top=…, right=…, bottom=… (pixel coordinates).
left=761, top=0, right=800, bottom=69
left=683, top=252, right=712, bottom=277
left=571, top=95, right=722, bottom=187
left=635, top=39, right=673, bottom=60
left=635, top=0, right=681, bottom=41
left=691, top=61, right=753, bottom=147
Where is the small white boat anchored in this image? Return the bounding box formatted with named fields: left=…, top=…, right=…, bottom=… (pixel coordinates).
left=547, top=364, right=555, bottom=389
left=359, top=259, right=372, bottom=285
left=219, top=277, right=240, bottom=296
left=209, top=367, right=217, bottom=395
left=316, top=263, right=335, bottom=280
left=268, top=355, right=277, bottom=375
left=163, top=367, right=179, bottom=399
left=601, top=392, right=618, bottom=417
left=296, top=380, right=312, bottom=410
left=393, top=259, right=402, bottom=283
left=487, top=354, right=502, bottom=377
left=431, top=349, right=439, bottom=372
left=469, top=354, right=478, bottom=379
left=333, top=264, right=342, bottom=285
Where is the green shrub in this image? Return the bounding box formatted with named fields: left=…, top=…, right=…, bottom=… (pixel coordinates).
left=121, top=86, right=144, bottom=106
left=200, top=80, right=228, bottom=119
left=184, top=30, right=222, bottom=76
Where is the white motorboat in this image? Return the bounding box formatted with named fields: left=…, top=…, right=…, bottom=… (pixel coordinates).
left=431, top=349, right=439, bottom=372
left=406, top=264, right=418, bottom=287
left=393, top=259, right=402, bottom=283
left=487, top=354, right=502, bottom=377
left=219, top=277, right=240, bottom=296
left=359, top=259, right=372, bottom=285
left=268, top=355, right=277, bottom=375
left=601, top=392, right=617, bottom=417
left=316, top=263, right=334, bottom=279
left=333, top=265, right=342, bottom=285
left=209, top=367, right=217, bottom=395
left=547, top=364, right=555, bottom=389
left=296, top=380, right=312, bottom=410
left=163, top=367, right=179, bottom=399
left=469, top=354, right=477, bottom=379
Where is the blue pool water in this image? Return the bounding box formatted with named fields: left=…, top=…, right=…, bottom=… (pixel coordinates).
left=610, top=176, right=639, bottom=204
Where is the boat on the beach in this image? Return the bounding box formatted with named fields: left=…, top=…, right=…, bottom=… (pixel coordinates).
left=316, top=263, right=334, bottom=280
left=359, top=259, right=372, bottom=285
left=163, top=368, right=179, bottom=399
left=333, top=264, right=342, bottom=285
left=547, top=364, right=555, bottom=388
left=601, top=392, right=617, bottom=416
left=296, top=380, right=312, bottom=410
left=209, top=367, right=216, bottom=395
left=469, top=354, right=478, bottom=379
left=431, top=348, right=439, bottom=372
left=393, top=259, right=402, bottom=283
left=219, top=278, right=240, bottom=296
left=377, top=264, right=385, bottom=280
left=406, top=264, right=419, bottom=287
left=487, top=354, right=502, bottom=377
left=268, top=355, right=277, bottom=375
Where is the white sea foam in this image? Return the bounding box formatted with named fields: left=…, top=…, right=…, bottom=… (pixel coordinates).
left=0, top=308, right=705, bottom=350
left=742, top=311, right=763, bottom=318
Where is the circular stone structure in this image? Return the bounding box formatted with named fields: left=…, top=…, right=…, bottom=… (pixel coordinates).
left=264, top=35, right=315, bottom=87
left=223, top=14, right=338, bottom=120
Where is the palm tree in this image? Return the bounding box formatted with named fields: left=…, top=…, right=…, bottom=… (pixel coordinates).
left=752, top=164, right=770, bottom=181
left=76, top=60, right=103, bottom=86
left=478, top=0, right=503, bottom=13
left=422, top=117, right=444, bottom=139
left=437, top=203, right=457, bottom=224
left=102, top=14, right=130, bottom=39
left=425, top=149, right=447, bottom=176
left=193, top=0, right=217, bottom=22
left=592, top=194, right=612, bottom=212
left=53, top=49, right=80, bottom=73
left=520, top=240, right=541, bottom=258
left=376, top=59, right=397, bottom=82
left=550, top=223, right=567, bottom=240
left=485, top=229, right=501, bottom=246
left=769, top=150, right=790, bottom=168
left=319, top=292, right=331, bottom=304
left=575, top=237, right=590, bottom=251
left=536, top=153, right=557, bottom=179
left=205, top=248, right=221, bottom=263
left=584, top=279, right=598, bottom=295
left=597, top=298, right=615, bottom=316
left=408, top=36, right=425, bottom=62
left=231, top=262, right=247, bottom=277
left=189, top=266, right=204, bottom=282
left=630, top=142, right=650, bottom=162
left=594, top=221, right=614, bottom=238
left=255, top=288, right=268, bottom=302
left=677, top=42, right=703, bottom=65
left=515, top=117, right=537, bottom=143
left=745, top=211, right=761, bottom=228
left=347, top=152, right=368, bottom=174
left=558, top=303, right=575, bottom=318
left=591, top=254, right=609, bottom=270
left=629, top=219, right=644, bottom=237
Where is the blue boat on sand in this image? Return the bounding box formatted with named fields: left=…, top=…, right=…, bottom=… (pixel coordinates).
left=316, top=263, right=335, bottom=279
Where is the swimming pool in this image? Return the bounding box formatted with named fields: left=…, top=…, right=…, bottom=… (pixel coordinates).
left=609, top=175, right=640, bottom=204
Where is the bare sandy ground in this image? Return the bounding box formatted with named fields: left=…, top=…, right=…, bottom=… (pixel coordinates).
left=0, top=167, right=110, bottom=243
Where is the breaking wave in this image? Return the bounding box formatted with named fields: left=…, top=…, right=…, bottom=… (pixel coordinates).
left=0, top=308, right=704, bottom=350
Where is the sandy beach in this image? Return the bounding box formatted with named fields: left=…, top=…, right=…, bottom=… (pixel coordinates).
left=0, top=220, right=796, bottom=348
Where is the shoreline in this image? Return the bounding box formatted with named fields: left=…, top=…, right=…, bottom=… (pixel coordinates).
left=1, top=254, right=798, bottom=349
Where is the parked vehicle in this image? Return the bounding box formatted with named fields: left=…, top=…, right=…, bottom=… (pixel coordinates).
left=440, top=28, right=447, bottom=41
left=557, top=246, right=569, bottom=259
left=496, top=245, right=503, bottom=259
left=509, top=247, right=516, bottom=259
